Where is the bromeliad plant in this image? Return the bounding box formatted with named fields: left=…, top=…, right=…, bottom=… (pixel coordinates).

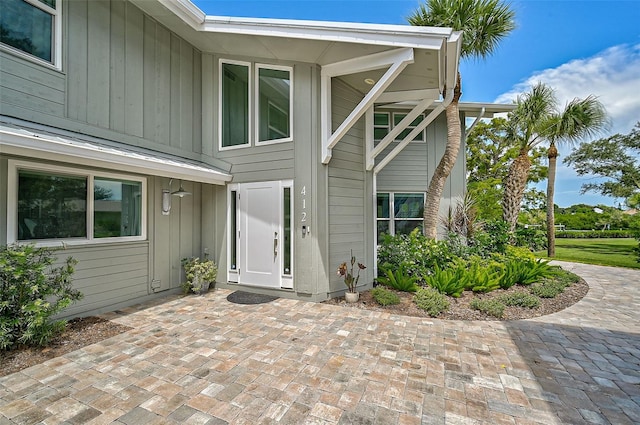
left=337, top=251, right=366, bottom=293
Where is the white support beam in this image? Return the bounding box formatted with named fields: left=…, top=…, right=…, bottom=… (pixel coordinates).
left=374, top=88, right=454, bottom=175
left=321, top=47, right=414, bottom=77
left=376, top=88, right=440, bottom=104
left=321, top=48, right=415, bottom=164
left=369, top=97, right=436, bottom=165
left=365, top=107, right=375, bottom=170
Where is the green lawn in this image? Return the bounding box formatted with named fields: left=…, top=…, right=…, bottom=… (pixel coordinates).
left=535, top=238, right=640, bottom=269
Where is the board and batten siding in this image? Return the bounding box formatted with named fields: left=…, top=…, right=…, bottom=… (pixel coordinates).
left=327, top=79, right=370, bottom=293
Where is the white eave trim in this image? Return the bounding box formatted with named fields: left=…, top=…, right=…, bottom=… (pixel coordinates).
left=0, top=126, right=232, bottom=186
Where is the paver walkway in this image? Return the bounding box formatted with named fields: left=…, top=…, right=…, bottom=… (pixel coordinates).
left=1, top=261, right=639, bottom=424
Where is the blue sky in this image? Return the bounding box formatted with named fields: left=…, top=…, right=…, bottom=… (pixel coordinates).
left=193, top=0, right=640, bottom=208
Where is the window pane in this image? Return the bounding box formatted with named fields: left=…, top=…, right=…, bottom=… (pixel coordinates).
left=18, top=170, right=87, bottom=240
left=377, top=193, right=390, bottom=218
left=377, top=220, right=390, bottom=241
left=230, top=191, right=237, bottom=270
left=394, top=193, right=424, bottom=218
left=38, top=0, right=56, bottom=8
left=393, top=113, right=423, bottom=127
left=283, top=187, right=292, bottom=275
left=374, top=113, right=389, bottom=126
left=395, top=220, right=423, bottom=236
left=1, top=0, right=53, bottom=63
left=374, top=128, right=388, bottom=141
left=222, top=63, right=249, bottom=147
left=94, top=178, right=142, bottom=238
left=258, top=68, right=291, bottom=142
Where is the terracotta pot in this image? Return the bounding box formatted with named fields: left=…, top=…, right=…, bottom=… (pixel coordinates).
left=345, top=292, right=359, bottom=303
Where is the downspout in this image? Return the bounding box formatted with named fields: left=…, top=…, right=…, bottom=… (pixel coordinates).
left=465, top=107, right=486, bottom=138
left=372, top=87, right=455, bottom=279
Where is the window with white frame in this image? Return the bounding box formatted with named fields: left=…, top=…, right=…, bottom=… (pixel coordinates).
left=373, top=112, right=425, bottom=143
left=10, top=161, right=146, bottom=244
left=257, top=65, right=292, bottom=143
left=219, top=60, right=293, bottom=150
left=0, top=0, right=62, bottom=67
left=376, top=192, right=425, bottom=240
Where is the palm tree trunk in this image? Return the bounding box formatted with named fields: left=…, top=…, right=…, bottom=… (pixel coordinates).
left=423, top=72, right=462, bottom=239
left=502, top=149, right=532, bottom=233
left=547, top=143, right=558, bottom=257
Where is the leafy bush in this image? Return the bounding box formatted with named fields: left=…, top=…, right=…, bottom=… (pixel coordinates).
left=498, top=257, right=555, bottom=289
left=496, top=292, right=540, bottom=309
left=370, top=287, right=400, bottom=306
left=556, top=230, right=638, bottom=238
left=423, top=264, right=466, bottom=297
left=0, top=244, right=81, bottom=350
left=530, top=280, right=567, bottom=298
left=377, top=265, right=419, bottom=292
left=414, top=287, right=450, bottom=317
left=181, top=257, right=218, bottom=294
left=514, top=226, right=547, bottom=251
left=552, top=268, right=582, bottom=285
left=470, top=298, right=505, bottom=318
left=463, top=259, right=502, bottom=293
left=377, top=229, right=459, bottom=279
left=468, top=220, right=510, bottom=257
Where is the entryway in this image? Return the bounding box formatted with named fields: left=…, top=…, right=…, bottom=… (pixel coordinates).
left=228, top=180, right=293, bottom=289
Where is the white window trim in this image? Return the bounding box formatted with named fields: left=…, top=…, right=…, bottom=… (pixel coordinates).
left=255, top=63, right=294, bottom=145
left=373, top=111, right=426, bottom=143
left=0, top=0, right=63, bottom=70
left=7, top=160, right=147, bottom=246
left=280, top=180, right=294, bottom=289
left=376, top=192, right=425, bottom=241
left=218, top=59, right=252, bottom=152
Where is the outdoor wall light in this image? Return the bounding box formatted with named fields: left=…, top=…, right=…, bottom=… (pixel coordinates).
left=161, top=179, right=192, bottom=215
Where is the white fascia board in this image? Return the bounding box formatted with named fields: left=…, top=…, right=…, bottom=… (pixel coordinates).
left=376, top=89, right=441, bottom=104
left=157, top=0, right=206, bottom=27
left=201, top=16, right=449, bottom=51
left=446, top=31, right=462, bottom=89
left=0, top=128, right=232, bottom=185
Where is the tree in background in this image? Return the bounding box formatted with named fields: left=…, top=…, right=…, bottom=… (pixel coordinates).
left=564, top=122, right=640, bottom=210
left=408, top=0, right=515, bottom=239
left=466, top=117, right=546, bottom=221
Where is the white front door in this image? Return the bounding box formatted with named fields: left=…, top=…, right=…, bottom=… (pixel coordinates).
left=238, top=181, right=280, bottom=287
left=230, top=180, right=293, bottom=289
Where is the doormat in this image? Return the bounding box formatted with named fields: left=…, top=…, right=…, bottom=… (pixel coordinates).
left=226, top=291, right=279, bottom=305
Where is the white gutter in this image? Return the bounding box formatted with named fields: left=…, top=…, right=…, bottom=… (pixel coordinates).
left=465, top=107, right=486, bottom=137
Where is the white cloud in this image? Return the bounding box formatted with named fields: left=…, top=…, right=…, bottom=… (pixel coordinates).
left=495, top=43, right=640, bottom=135
left=495, top=44, right=640, bottom=207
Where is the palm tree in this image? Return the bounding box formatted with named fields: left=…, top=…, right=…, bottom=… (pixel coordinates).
left=545, top=96, right=608, bottom=256
left=408, top=0, right=515, bottom=239
left=502, top=84, right=608, bottom=254
left=502, top=83, right=555, bottom=233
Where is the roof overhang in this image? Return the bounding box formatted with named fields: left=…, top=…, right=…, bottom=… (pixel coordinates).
left=0, top=122, right=232, bottom=185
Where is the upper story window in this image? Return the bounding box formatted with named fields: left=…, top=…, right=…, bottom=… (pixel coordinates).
left=373, top=112, right=425, bottom=143
left=219, top=59, right=293, bottom=150
left=0, top=0, right=62, bottom=68
left=9, top=161, right=146, bottom=245
left=257, top=65, right=292, bottom=144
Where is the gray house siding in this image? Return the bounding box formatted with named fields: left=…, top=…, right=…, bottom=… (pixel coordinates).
left=0, top=0, right=208, bottom=163
left=327, top=79, right=372, bottom=294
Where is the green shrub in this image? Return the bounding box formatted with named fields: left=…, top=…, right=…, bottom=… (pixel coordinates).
left=0, top=244, right=81, bottom=350
left=423, top=264, right=466, bottom=297
left=530, top=280, right=566, bottom=298
left=370, top=287, right=400, bottom=306
left=377, top=265, right=419, bottom=292
left=556, top=230, right=637, bottom=238
left=552, top=268, right=581, bottom=285
left=414, top=287, right=450, bottom=317
left=468, top=220, right=510, bottom=257
left=496, top=292, right=540, bottom=309
left=467, top=262, right=503, bottom=293
left=497, top=257, right=556, bottom=289
left=470, top=298, right=505, bottom=318
left=514, top=226, right=547, bottom=251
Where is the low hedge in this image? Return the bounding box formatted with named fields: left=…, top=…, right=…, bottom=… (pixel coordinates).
left=556, top=230, right=638, bottom=239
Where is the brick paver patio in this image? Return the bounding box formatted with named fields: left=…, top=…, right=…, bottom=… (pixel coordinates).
left=1, top=261, right=639, bottom=424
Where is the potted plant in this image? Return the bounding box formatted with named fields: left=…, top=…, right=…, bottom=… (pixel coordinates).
left=181, top=257, right=217, bottom=295
left=337, top=251, right=366, bottom=303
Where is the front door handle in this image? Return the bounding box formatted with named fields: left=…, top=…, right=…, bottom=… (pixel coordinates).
left=274, top=232, right=278, bottom=258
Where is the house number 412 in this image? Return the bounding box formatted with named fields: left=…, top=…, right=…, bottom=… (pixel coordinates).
left=301, top=186, right=307, bottom=223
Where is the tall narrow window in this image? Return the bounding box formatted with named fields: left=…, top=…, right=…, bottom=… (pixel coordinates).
left=376, top=193, right=390, bottom=241
left=94, top=178, right=142, bottom=238
left=283, top=187, right=292, bottom=275
left=230, top=190, right=238, bottom=270
left=374, top=113, right=390, bottom=142
left=257, top=66, right=292, bottom=143
left=221, top=62, right=250, bottom=149
left=18, top=170, right=87, bottom=240
left=0, top=0, right=60, bottom=66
